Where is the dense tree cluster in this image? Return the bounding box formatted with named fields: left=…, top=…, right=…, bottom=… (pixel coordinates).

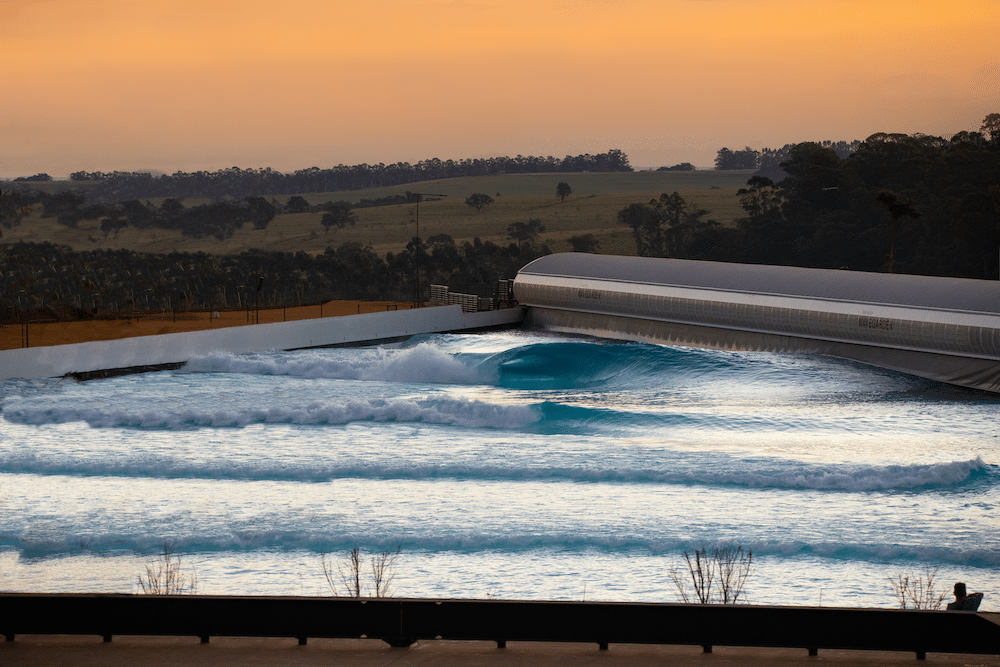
left=57, top=150, right=633, bottom=203
left=0, top=228, right=549, bottom=319
left=625, top=117, right=1000, bottom=279
left=761, top=129, right=1000, bottom=278
left=321, top=201, right=356, bottom=234
left=0, top=189, right=39, bottom=230
left=47, top=196, right=279, bottom=240
left=618, top=192, right=720, bottom=258
left=656, top=163, right=696, bottom=171
left=71, top=171, right=133, bottom=181
left=715, top=141, right=862, bottom=180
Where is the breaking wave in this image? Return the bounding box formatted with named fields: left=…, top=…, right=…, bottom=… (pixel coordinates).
left=1, top=450, right=989, bottom=492
left=2, top=395, right=539, bottom=430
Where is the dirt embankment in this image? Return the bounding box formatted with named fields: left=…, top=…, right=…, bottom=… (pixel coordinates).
left=0, top=301, right=414, bottom=351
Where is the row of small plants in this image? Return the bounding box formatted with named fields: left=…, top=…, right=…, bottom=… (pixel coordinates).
left=135, top=543, right=957, bottom=610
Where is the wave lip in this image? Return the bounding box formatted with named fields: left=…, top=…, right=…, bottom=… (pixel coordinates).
left=180, top=339, right=746, bottom=391
left=183, top=344, right=482, bottom=385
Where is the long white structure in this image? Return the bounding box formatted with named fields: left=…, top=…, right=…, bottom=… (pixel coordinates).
left=514, top=253, right=1000, bottom=393
left=0, top=305, right=524, bottom=381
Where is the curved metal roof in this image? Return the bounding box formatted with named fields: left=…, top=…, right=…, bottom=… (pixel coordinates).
left=517, top=254, right=1000, bottom=315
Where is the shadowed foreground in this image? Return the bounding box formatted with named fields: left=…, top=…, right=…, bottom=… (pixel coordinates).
left=4, top=636, right=1000, bottom=667
left=4, top=594, right=999, bottom=665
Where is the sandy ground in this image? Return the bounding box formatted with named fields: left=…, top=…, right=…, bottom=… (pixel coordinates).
left=0, top=301, right=414, bottom=351
left=3, top=636, right=999, bottom=667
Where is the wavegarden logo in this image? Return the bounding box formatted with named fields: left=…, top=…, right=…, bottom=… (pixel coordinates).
left=858, top=315, right=894, bottom=331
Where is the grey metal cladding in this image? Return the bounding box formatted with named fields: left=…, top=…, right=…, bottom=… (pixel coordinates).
left=518, top=254, right=1000, bottom=315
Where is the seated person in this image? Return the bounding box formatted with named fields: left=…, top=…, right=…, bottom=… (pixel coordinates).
left=946, top=582, right=983, bottom=611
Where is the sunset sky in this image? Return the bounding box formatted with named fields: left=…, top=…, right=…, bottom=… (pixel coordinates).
left=2, top=0, right=998, bottom=177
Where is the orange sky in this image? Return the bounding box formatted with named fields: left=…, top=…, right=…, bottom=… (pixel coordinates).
left=2, top=0, right=998, bottom=176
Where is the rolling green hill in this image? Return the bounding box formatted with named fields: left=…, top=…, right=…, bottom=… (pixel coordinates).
left=3, top=171, right=752, bottom=257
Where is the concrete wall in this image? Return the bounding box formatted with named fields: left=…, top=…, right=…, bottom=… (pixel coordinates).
left=0, top=305, right=525, bottom=381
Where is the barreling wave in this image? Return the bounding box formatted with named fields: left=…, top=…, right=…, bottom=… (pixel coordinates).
left=1, top=395, right=539, bottom=430
left=2, top=451, right=990, bottom=492
left=180, top=339, right=755, bottom=390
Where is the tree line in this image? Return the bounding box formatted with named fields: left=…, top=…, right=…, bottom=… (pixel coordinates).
left=5, top=117, right=1000, bottom=324
left=715, top=141, right=862, bottom=179
left=0, top=224, right=551, bottom=320
left=59, top=149, right=632, bottom=202
left=625, top=114, right=1000, bottom=280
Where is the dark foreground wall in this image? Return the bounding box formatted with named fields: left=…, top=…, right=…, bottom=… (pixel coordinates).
left=3, top=594, right=999, bottom=659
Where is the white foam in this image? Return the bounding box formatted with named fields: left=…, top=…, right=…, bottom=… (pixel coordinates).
left=2, top=395, right=539, bottom=430
left=5, top=529, right=997, bottom=569
left=183, top=343, right=483, bottom=385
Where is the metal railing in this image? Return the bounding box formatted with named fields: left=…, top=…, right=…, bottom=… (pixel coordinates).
left=3, top=594, right=998, bottom=659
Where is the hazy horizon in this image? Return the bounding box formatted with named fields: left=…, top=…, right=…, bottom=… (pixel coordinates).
left=3, top=0, right=997, bottom=179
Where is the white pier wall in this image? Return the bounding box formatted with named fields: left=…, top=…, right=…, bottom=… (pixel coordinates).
left=0, top=305, right=524, bottom=381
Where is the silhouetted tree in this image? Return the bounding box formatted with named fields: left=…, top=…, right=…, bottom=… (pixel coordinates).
left=715, top=147, right=760, bottom=170
left=876, top=189, right=921, bottom=273
left=737, top=176, right=783, bottom=219
left=980, top=113, right=1000, bottom=141
left=568, top=233, right=600, bottom=253
left=285, top=195, right=311, bottom=213
left=556, top=182, right=572, bottom=203
left=618, top=202, right=661, bottom=257
left=321, top=201, right=356, bottom=234
left=244, top=196, right=277, bottom=230
left=100, top=214, right=127, bottom=239
left=619, top=192, right=718, bottom=258
left=657, top=163, right=696, bottom=171
left=507, top=219, right=546, bottom=245
left=465, top=193, right=494, bottom=213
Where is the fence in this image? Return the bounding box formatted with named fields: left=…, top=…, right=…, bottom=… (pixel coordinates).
left=3, top=594, right=999, bottom=659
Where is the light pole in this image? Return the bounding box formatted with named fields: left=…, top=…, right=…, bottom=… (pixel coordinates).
left=405, top=192, right=447, bottom=306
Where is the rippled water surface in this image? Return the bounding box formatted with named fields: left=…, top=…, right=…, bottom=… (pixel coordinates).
left=2, top=331, right=997, bottom=608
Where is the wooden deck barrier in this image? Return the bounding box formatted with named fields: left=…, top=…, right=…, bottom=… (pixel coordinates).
left=2, top=594, right=998, bottom=659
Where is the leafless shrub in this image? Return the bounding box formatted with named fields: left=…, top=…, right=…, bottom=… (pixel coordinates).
left=137, top=545, right=198, bottom=595
left=671, top=547, right=714, bottom=603
left=671, top=545, right=753, bottom=604
left=889, top=566, right=947, bottom=609
left=322, top=543, right=401, bottom=598
left=370, top=543, right=401, bottom=597
left=322, top=546, right=361, bottom=597
left=716, top=545, right=754, bottom=604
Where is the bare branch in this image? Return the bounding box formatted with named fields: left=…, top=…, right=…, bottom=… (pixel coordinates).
left=137, top=544, right=198, bottom=595
left=672, top=545, right=753, bottom=604
left=371, top=542, right=402, bottom=598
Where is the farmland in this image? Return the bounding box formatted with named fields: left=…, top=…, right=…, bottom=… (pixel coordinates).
left=3, top=170, right=753, bottom=257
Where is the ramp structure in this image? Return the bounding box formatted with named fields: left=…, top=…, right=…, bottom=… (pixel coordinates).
left=514, top=254, right=1000, bottom=393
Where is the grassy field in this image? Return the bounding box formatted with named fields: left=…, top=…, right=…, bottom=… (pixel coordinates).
left=2, top=170, right=753, bottom=257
